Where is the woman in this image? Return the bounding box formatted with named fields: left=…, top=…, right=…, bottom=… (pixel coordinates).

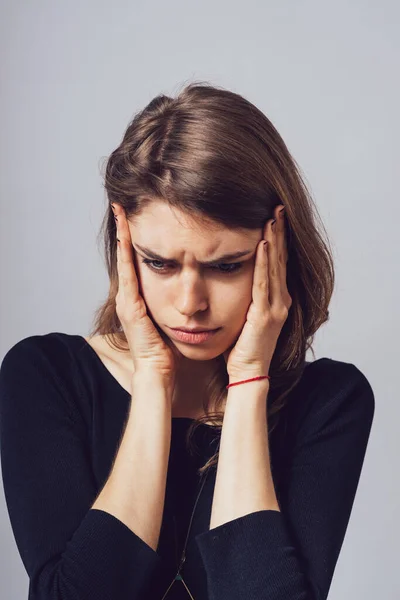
left=0, top=82, right=375, bottom=600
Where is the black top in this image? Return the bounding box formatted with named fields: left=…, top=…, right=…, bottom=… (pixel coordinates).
left=0, top=332, right=375, bottom=599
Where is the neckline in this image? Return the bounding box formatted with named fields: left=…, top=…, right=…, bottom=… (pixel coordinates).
left=77, top=335, right=217, bottom=428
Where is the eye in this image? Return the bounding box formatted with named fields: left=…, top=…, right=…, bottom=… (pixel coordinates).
left=141, top=259, right=244, bottom=275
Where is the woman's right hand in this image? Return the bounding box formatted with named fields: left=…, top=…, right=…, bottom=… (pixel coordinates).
left=112, top=203, right=182, bottom=384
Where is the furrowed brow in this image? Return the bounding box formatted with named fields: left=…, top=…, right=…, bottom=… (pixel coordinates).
left=133, top=243, right=253, bottom=266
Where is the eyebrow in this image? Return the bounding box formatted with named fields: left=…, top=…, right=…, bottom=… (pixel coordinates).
left=133, top=243, right=254, bottom=266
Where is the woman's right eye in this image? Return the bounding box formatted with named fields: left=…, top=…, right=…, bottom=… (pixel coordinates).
left=141, top=259, right=169, bottom=273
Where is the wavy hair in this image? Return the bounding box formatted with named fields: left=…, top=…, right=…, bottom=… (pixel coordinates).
left=88, top=81, right=334, bottom=476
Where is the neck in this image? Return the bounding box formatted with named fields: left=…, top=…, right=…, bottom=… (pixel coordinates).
left=171, top=357, right=222, bottom=418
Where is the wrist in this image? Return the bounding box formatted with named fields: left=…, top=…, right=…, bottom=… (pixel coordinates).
left=131, top=370, right=175, bottom=396
left=226, top=374, right=270, bottom=389
left=225, top=375, right=270, bottom=417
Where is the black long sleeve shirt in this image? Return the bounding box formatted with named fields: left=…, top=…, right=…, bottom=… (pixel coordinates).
left=0, top=332, right=375, bottom=599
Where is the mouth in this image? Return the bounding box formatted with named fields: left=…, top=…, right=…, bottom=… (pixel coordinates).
left=167, top=327, right=220, bottom=345
left=170, top=327, right=218, bottom=333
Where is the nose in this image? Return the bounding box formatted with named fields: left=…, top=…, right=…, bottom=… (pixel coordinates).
left=174, top=278, right=209, bottom=316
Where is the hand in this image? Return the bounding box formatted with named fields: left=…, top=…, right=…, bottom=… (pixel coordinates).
left=222, top=204, right=292, bottom=382
left=112, top=203, right=182, bottom=383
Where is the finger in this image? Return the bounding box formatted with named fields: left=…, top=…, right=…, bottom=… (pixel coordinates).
left=277, top=208, right=288, bottom=266
left=276, top=208, right=291, bottom=305
left=252, top=238, right=270, bottom=310
left=269, top=218, right=284, bottom=306
left=112, top=204, right=140, bottom=301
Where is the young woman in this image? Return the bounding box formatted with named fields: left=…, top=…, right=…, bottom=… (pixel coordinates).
left=0, top=82, right=375, bottom=600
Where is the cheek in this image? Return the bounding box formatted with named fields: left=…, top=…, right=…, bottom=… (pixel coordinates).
left=222, top=279, right=253, bottom=322
left=137, top=275, right=157, bottom=307
left=132, top=258, right=155, bottom=304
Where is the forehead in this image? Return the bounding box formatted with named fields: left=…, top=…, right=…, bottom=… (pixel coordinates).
left=132, top=200, right=221, bottom=231
left=130, top=200, right=255, bottom=245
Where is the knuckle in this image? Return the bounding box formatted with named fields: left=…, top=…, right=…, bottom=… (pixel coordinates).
left=278, top=306, right=289, bottom=320
left=283, top=292, right=293, bottom=308
left=271, top=305, right=287, bottom=321
left=270, top=266, right=278, bottom=278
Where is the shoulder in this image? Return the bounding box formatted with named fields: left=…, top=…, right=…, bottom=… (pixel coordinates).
left=304, top=356, right=374, bottom=394
left=0, top=332, right=88, bottom=428
left=2, top=330, right=85, bottom=360
left=291, top=357, right=375, bottom=438
left=305, top=356, right=374, bottom=404
left=0, top=332, right=85, bottom=384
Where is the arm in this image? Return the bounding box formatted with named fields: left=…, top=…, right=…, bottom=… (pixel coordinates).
left=0, top=338, right=171, bottom=600
left=195, top=361, right=375, bottom=600
left=92, top=370, right=172, bottom=552
left=209, top=377, right=279, bottom=531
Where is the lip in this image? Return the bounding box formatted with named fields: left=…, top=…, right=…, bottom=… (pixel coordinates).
left=168, top=327, right=220, bottom=345
left=171, top=327, right=216, bottom=333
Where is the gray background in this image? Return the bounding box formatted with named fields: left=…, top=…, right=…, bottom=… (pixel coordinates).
left=0, top=1, right=398, bottom=598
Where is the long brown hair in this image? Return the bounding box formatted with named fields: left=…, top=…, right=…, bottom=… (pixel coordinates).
left=88, top=81, right=334, bottom=475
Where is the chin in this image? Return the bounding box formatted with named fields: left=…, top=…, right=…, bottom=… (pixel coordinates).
left=175, top=342, right=225, bottom=362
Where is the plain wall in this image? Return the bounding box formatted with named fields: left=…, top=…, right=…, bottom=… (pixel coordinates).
left=0, top=1, right=398, bottom=598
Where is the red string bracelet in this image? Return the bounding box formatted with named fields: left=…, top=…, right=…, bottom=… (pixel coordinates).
left=226, top=375, right=270, bottom=389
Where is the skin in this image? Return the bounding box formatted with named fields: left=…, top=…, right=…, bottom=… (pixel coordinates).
left=90, top=199, right=290, bottom=555
left=118, top=199, right=286, bottom=417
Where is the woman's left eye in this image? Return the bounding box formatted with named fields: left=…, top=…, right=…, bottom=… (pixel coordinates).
left=141, top=259, right=243, bottom=275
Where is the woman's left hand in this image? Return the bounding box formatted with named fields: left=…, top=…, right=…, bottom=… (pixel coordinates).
left=223, top=204, right=292, bottom=382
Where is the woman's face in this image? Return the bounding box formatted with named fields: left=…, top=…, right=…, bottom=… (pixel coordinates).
left=127, top=200, right=262, bottom=363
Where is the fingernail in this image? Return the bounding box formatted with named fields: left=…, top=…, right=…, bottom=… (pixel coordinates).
left=117, top=237, right=120, bottom=243
left=263, top=241, right=268, bottom=252
left=271, top=219, right=277, bottom=232
left=278, top=207, right=285, bottom=218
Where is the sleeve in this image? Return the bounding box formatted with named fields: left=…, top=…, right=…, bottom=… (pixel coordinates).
left=194, top=363, right=375, bottom=600
left=0, top=338, right=162, bottom=600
